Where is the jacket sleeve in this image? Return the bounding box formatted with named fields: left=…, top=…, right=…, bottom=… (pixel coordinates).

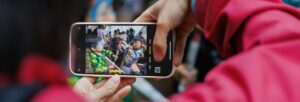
left=170, top=0, right=300, bottom=102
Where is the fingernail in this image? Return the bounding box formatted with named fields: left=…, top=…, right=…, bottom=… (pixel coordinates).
left=154, top=54, right=162, bottom=61
left=153, top=47, right=163, bottom=61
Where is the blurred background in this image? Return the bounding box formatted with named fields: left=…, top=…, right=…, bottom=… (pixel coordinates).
left=0, top=0, right=222, bottom=102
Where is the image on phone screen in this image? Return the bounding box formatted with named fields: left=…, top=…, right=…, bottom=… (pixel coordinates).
left=70, top=23, right=173, bottom=77
left=85, top=25, right=147, bottom=75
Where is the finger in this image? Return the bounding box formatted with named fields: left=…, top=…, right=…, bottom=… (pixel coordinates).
left=94, top=75, right=121, bottom=99
left=152, top=0, right=188, bottom=61
left=173, top=11, right=196, bottom=66
left=191, top=68, right=198, bottom=80
left=73, top=77, right=98, bottom=97
left=135, top=1, right=166, bottom=61
left=175, top=64, right=190, bottom=79
left=106, top=86, right=131, bottom=102
left=118, top=78, right=136, bottom=90
left=152, top=78, right=162, bottom=81
left=191, top=68, right=198, bottom=76
left=195, top=24, right=204, bottom=31
left=81, top=77, right=97, bottom=84
left=173, top=31, right=188, bottom=66
left=94, top=78, right=109, bottom=88
left=94, top=78, right=134, bottom=97
left=152, top=10, right=174, bottom=61
left=134, top=1, right=161, bottom=22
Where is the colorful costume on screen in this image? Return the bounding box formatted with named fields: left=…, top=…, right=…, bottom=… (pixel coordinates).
left=120, top=47, right=144, bottom=74
left=89, top=49, right=113, bottom=73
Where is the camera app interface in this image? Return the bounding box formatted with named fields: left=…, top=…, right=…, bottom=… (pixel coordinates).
left=85, top=25, right=147, bottom=75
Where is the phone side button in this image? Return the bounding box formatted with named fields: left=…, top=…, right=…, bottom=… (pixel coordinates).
left=149, top=46, right=151, bottom=55
left=169, top=41, right=171, bottom=60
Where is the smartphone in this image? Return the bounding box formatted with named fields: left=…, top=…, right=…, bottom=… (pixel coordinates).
left=69, top=22, right=174, bottom=78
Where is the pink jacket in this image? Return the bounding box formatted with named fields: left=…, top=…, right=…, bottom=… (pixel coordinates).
left=170, top=0, right=300, bottom=102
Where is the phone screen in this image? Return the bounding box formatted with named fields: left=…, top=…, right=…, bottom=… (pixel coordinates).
left=70, top=23, right=173, bottom=77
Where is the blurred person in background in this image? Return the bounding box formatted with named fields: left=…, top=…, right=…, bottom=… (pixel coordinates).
left=136, top=0, right=300, bottom=101
left=120, top=31, right=128, bottom=41
left=112, top=30, right=121, bottom=54
left=0, top=0, right=134, bottom=102
left=284, top=0, right=300, bottom=8
left=86, top=0, right=116, bottom=22
left=128, top=28, right=135, bottom=43
left=136, top=32, right=146, bottom=44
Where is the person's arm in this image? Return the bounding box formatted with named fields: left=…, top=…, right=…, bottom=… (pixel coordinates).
left=102, top=49, right=114, bottom=58
left=192, top=0, right=300, bottom=58
left=170, top=0, right=300, bottom=101
left=136, top=0, right=300, bottom=101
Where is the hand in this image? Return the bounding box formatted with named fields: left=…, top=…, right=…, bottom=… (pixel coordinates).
left=73, top=75, right=135, bottom=102
left=175, top=64, right=198, bottom=88
left=135, top=0, right=197, bottom=66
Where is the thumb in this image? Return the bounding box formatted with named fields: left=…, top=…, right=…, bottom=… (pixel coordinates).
left=152, top=7, right=175, bottom=61
left=153, top=19, right=171, bottom=61
left=152, top=0, right=187, bottom=61
left=134, top=1, right=161, bottom=22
